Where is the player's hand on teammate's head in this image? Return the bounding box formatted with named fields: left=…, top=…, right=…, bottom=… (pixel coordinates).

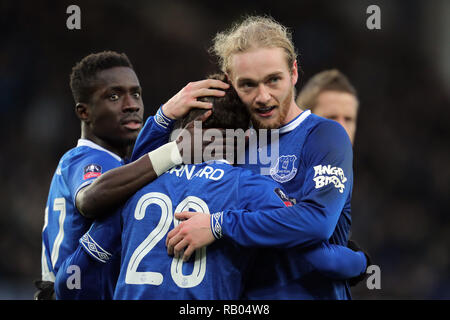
left=161, top=79, right=229, bottom=120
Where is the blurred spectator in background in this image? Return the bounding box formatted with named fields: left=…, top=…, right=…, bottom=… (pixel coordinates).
left=296, top=69, right=369, bottom=294
left=296, top=69, right=358, bottom=145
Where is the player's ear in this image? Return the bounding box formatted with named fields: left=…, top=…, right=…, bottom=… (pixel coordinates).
left=291, top=60, right=299, bottom=86
left=75, top=102, right=89, bottom=122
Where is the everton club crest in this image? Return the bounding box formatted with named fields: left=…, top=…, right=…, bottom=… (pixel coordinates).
left=270, top=155, right=298, bottom=183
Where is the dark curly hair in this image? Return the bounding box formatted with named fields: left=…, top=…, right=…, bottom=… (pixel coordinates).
left=69, top=51, right=133, bottom=104
left=181, top=73, right=250, bottom=131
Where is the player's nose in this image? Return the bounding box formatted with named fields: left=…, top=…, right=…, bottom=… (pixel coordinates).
left=255, top=84, right=271, bottom=105
left=122, top=94, right=141, bottom=113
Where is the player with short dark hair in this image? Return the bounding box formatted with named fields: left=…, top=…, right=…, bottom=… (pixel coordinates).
left=70, top=51, right=134, bottom=106
left=38, top=51, right=144, bottom=299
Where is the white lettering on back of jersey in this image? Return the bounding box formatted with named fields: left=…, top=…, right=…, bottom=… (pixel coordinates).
left=313, top=164, right=347, bottom=193
left=182, top=165, right=196, bottom=180
left=199, top=166, right=214, bottom=179
left=209, top=168, right=224, bottom=181
left=169, top=166, right=183, bottom=177
left=168, top=165, right=224, bottom=181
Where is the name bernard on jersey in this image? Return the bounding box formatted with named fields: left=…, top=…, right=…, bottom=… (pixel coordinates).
left=168, top=164, right=224, bottom=181
left=313, top=164, right=347, bottom=193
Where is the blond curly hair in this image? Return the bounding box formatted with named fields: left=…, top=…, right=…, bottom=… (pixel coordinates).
left=210, top=15, right=297, bottom=75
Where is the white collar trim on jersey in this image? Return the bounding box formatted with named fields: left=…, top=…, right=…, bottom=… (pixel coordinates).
left=76, top=138, right=123, bottom=162
left=279, top=110, right=311, bottom=134
left=204, top=159, right=232, bottom=165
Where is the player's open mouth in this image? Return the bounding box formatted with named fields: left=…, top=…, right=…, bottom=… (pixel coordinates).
left=121, top=119, right=143, bottom=130
left=255, top=106, right=276, bottom=117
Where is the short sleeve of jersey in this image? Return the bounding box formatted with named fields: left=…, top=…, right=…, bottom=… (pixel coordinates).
left=62, top=149, right=123, bottom=205
left=131, top=106, right=176, bottom=161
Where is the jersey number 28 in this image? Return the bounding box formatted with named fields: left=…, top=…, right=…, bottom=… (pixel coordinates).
left=125, top=192, right=207, bottom=288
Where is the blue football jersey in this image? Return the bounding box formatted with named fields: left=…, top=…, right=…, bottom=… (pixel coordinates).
left=130, top=109, right=356, bottom=299
left=221, top=111, right=354, bottom=299
left=41, top=139, right=124, bottom=282
left=113, top=161, right=292, bottom=300
left=53, top=163, right=364, bottom=300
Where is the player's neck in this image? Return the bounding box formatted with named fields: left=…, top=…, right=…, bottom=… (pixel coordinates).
left=281, top=101, right=303, bottom=126
left=81, top=132, right=130, bottom=160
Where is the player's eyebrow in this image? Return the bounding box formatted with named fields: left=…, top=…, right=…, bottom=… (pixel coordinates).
left=236, top=71, right=284, bottom=86
left=235, top=77, right=254, bottom=86
left=263, top=71, right=283, bottom=81
left=107, top=85, right=141, bottom=93
left=128, top=85, right=142, bottom=93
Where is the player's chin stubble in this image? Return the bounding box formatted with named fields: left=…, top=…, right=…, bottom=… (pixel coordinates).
left=249, top=91, right=292, bottom=130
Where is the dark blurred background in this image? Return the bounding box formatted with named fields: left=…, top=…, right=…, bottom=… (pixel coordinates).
left=1, top=0, right=449, bottom=299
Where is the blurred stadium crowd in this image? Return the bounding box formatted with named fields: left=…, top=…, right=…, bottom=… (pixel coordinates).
left=0, top=0, right=449, bottom=299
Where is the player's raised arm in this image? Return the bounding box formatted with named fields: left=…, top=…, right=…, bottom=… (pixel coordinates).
left=76, top=110, right=214, bottom=219
left=76, top=152, right=162, bottom=219
left=131, top=79, right=229, bottom=160
left=161, top=78, right=229, bottom=119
